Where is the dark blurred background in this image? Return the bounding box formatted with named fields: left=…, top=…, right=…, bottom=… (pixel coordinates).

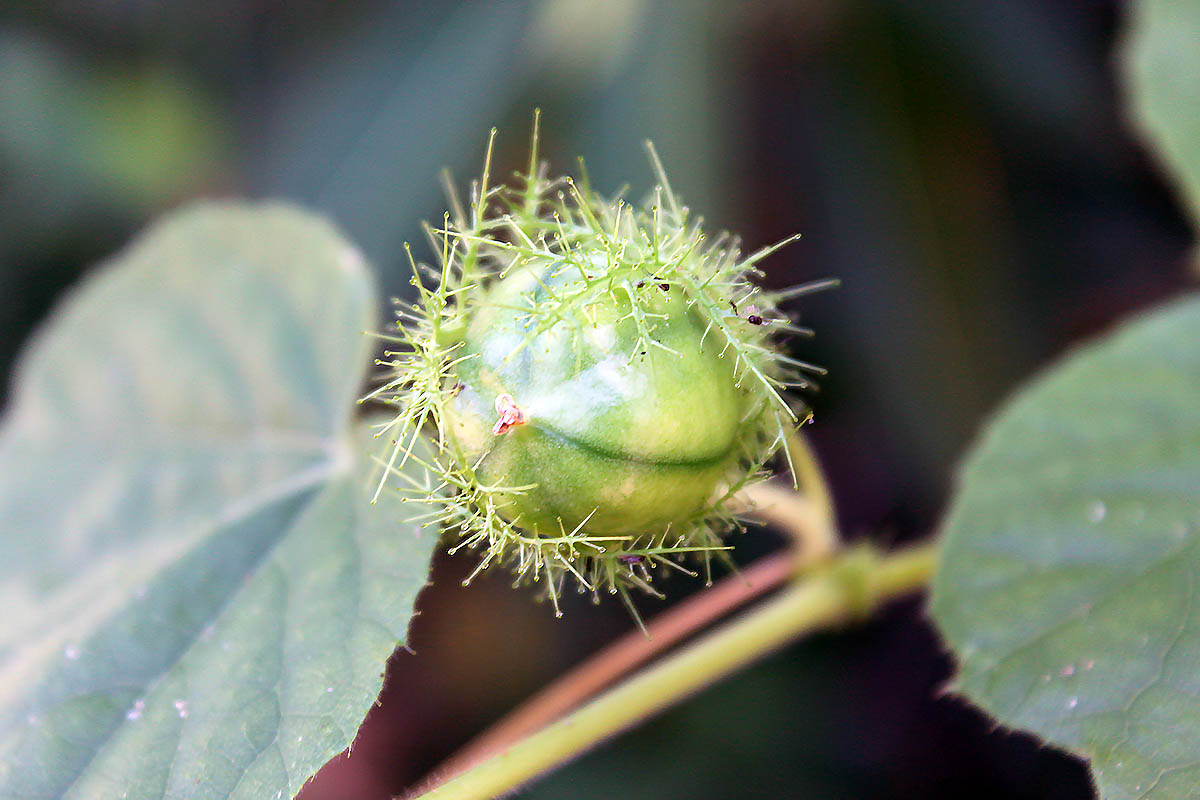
left=1, top=0, right=1194, bottom=797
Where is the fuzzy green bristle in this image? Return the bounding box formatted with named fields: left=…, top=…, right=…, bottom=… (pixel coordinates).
left=364, top=117, right=832, bottom=618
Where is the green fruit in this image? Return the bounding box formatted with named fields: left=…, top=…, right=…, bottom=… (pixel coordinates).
left=369, top=124, right=825, bottom=611
left=443, top=263, right=747, bottom=537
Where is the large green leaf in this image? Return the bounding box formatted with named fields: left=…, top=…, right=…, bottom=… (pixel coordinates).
left=931, top=295, right=1200, bottom=799
left=0, top=204, right=437, bottom=798
left=1123, top=0, right=1200, bottom=225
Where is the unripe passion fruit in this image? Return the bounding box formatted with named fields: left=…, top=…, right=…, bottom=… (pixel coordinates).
left=368, top=124, right=828, bottom=614
left=444, top=264, right=744, bottom=537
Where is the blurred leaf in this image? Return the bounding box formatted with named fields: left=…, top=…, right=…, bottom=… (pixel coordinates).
left=931, top=295, right=1200, bottom=799
left=0, top=30, right=230, bottom=210
left=553, top=0, right=730, bottom=222
left=0, top=204, right=437, bottom=799
left=1124, top=0, right=1200, bottom=225
left=527, top=0, right=645, bottom=84
left=252, top=0, right=534, bottom=285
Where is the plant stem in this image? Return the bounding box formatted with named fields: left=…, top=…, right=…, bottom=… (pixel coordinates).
left=736, top=430, right=837, bottom=561
left=738, top=482, right=833, bottom=562
left=426, top=552, right=795, bottom=785
left=785, top=429, right=837, bottom=536
left=405, top=541, right=938, bottom=800
left=415, top=434, right=838, bottom=789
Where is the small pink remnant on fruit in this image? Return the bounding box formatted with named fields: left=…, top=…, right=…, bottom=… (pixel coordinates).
left=493, top=393, right=526, bottom=435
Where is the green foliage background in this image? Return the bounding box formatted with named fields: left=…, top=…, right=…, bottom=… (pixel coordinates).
left=931, top=3, right=1200, bottom=798
left=1, top=1, right=1197, bottom=798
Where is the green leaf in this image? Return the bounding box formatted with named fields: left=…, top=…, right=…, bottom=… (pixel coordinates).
left=0, top=204, right=438, bottom=799
left=931, top=295, right=1200, bottom=799
left=1123, top=0, right=1200, bottom=225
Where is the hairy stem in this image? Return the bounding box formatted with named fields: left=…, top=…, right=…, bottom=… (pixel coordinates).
left=405, top=541, right=938, bottom=800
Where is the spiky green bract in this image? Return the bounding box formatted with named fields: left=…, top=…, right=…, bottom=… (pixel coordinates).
left=366, top=125, right=828, bottom=617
